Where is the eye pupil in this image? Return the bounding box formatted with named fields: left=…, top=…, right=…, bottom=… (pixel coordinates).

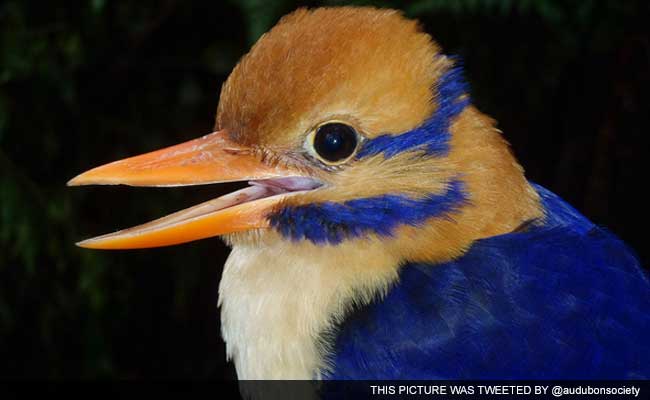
left=313, top=123, right=358, bottom=163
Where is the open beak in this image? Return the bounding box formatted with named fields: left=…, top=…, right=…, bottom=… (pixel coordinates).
left=68, top=130, right=320, bottom=249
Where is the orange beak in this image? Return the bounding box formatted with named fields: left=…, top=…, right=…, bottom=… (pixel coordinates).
left=68, top=130, right=320, bottom=249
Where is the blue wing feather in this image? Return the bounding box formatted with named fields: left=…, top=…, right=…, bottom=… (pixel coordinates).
left=326, top=184, right=650, bottom=379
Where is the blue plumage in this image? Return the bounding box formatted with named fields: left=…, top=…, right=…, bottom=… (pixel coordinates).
left=326, top=184, right=650, bottom=379
left=269, top=179, right=468, bottom=244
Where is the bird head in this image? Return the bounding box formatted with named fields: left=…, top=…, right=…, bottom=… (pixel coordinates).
left=69, top=7, right=541, bottom=265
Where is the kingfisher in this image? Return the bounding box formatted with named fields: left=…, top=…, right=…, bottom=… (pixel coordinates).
left=68, top=7, right=650, bottom=379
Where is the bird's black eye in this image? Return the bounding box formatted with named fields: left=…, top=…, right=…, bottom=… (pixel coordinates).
left=312, top=123, right=358, bottom=163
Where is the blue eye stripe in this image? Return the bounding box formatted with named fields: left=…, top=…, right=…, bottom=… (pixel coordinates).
left=357, top=61, right=470, bottom=159
left=268, top=59, right=471, bottom=245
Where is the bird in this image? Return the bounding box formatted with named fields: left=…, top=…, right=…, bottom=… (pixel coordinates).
left=68, top=7, right=650, bottom=380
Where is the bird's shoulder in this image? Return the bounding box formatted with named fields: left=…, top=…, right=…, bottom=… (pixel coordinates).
left=326, top=184, right=650, bottom=379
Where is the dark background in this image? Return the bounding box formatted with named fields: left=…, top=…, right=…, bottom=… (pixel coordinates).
left=1, top=0, right=648, bottom=379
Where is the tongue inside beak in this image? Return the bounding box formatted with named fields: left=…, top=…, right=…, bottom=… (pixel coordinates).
left=75, top=177, right=320, bottom=250
left=68, top=130, right=320, bottom=250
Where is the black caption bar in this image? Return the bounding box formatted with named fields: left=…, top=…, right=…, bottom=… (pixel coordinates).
left=2, top=380, right=649, bottom=400
left=243, top=380, right=650, bottom=400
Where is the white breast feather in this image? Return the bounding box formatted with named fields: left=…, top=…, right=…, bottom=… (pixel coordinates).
left=218, top=236, right=400, bottom=379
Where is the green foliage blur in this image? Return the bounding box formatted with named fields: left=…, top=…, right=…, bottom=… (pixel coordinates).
left=1, top=1, right=648, bottom=378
